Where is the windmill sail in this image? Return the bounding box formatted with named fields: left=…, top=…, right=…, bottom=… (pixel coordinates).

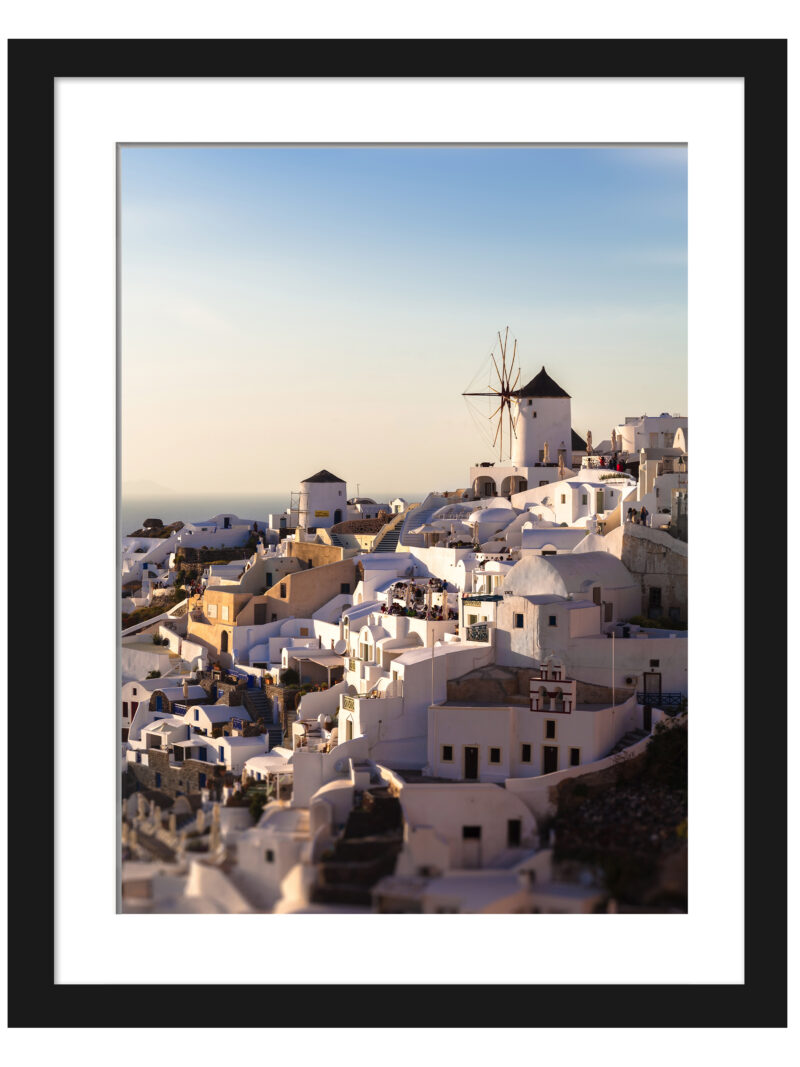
left=463, top=327, right=520, bottom=462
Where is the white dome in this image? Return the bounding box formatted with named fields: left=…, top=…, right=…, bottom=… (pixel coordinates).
left=468, top=507, right=517, bottom=525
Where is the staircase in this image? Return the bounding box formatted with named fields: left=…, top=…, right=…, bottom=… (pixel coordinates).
left=328, top=531, right=345, bottom=547
left=372, top=509, right=410, bottom=554
left=242, top=687, right=284, bottom=749
left=606, top=728, right=650, bottom=758
left=396, top=496, right=448, bottom=549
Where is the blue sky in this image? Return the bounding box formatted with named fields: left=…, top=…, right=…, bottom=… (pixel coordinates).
left=121, top=146, right=686, bottom=497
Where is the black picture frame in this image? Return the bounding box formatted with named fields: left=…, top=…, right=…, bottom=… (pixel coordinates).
left=7, top=38, right=786, bottom=1029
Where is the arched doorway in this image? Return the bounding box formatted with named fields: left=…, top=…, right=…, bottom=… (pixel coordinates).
left=221, top=631, right=229, bottom=654
left=473, top=476, right=497, bottom=498
left=334, top=509, right=342, bottom=523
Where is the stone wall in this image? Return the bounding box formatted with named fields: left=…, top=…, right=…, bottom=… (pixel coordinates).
left=446, top=665, right=541, bottom=706
left=126, top=751, right=227, bottom=798
left=611, top=525, right=687, bottom=624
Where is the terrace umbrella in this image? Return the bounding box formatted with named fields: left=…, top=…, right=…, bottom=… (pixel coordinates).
left=543, top=440, right=550, bottom=464
left=586, top=430, right=592, bottom=455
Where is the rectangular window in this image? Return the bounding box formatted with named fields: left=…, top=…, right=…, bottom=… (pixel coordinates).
left=122, top=702, right=128, bottom=718
left=570, top=748, right=580, bottom=766
left=271, top=613, right=277, bottom=622
left=521, top=743, right=532, bottom=763
left=545, top=720, right=556, bottom=739
left=548, top=615, right=557, bottom=627
left=648, top=587, right=662, bottom=609
left=254, top=603, right=267, bottom=625
left=560, top=494, right=566, bottom=504
left=340, top=583, right=350, bottom=594
left=650, top=659, right=660, bottom=668
left=280, top=583, right=287, bottom=599
left=441, top=745, right=453, bottom=762
left=207, top=603, right=217, bottom=618
left=507, top=819, right=522, bottom=847
left=132, top=687, right=137, bottom=696
left=489, top=747, right=501, bottom=764
left=582, top=494, right=588, bottom=505
left=462, top=826, right=481, bottom=840
left=221, top=605, right=229, bottom=621
left=265, top=849, right=274, bottom=863
left=514, top=613, right=524, bottom=629
left=299, top=627, right=309, bottom=637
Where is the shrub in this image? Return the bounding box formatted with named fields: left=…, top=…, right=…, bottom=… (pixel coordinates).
left=281, top=668, right=299, bottom=686
left=146, top=670, right=161, bottom=679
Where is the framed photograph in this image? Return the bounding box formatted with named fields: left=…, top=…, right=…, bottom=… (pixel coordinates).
left=7, top=38, right=786, bottom=1028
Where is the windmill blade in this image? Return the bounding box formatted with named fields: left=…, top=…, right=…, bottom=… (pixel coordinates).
left=490, top=352, right=502, bottom=386
left=489, top=403, right=503, bottom=419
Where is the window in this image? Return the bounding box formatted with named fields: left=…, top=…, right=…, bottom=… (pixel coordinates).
left=582, top=494, right=588, bottom=505
left=221, top=605, right=229, bottom=621
left=208, top=603, right=218, bottom=618
left=265, top=849, right=275, bottom=863
left=441, top=745, right=454, bottom=762
left=521, top=743, right=532, bottom=763
left=489, top=747, right=501, bottom=764
left=132, top=687, right=137, bottom=696
left=122, top=702, right=128, bottom=718
left=507, top=819, right=522, bottom=847
left=548, top=615, right=557, bottom=627
left=648, top=587, right=662, bottom=610
left=271, top=613, right=277, bottom=622
left=560, top=494, right=566, bottom=504
left=514, top=613, right=524, bottom=629
left=539, top=480, right=548, bottom=487
left=462, top=826, right=481, bottom=840
left=299, top=627, right=309, bottom=637
left=155, top=773, right=161, bottom=788
left=280, top=583, right=287, bottom=599
left=650, top=659, right=660, bottom=668
left=135, top=751, right=141, bottom=764
left=570, top=748, right=580, bottom=766
left=340, top=583, right=350, bottom=594
left=533, top=410, right=537, bottom=418
left=545, top=720, right=556, bottom=739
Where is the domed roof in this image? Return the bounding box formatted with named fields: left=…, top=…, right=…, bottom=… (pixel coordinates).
left=468, top=507, right=517, bottom=525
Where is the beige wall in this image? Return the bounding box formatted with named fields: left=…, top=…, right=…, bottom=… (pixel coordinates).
left=287, top=541, right=348, bottom=567
left=257, top=558, right=358, bottom=622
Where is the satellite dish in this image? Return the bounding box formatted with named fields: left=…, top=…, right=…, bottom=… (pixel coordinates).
left=333, top=638, right=347, bottom=655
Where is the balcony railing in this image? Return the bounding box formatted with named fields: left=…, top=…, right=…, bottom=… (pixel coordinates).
left=637, top=692, right=685, bottom=708
left=467, top=623, right=489, bottom=643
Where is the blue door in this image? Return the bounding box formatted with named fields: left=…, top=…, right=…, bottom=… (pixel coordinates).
left=155, top=694, right=163, bottom=712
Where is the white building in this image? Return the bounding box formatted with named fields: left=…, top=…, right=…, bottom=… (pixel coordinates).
left=468, top=367, right=587, bottom=500
left=298, top=469, right=348, bottom=530
left=426, top=663, right=649, bottom=781
left=613, top=414, right=687, bottom=455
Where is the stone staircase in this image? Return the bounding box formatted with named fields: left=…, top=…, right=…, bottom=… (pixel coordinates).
left=606, top=728, right=650, bottom=758
left=243, top=687, right=284, bottom=749
left=372, top=509, right=410, bottom=553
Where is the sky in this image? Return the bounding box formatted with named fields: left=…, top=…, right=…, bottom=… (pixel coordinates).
left=120, top=145, right=687, bottom=498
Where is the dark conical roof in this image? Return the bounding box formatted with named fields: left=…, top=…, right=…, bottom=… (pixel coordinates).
left=301, top=469, right=345, bottom=484
left=513, top=366, right=571, bottom=399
